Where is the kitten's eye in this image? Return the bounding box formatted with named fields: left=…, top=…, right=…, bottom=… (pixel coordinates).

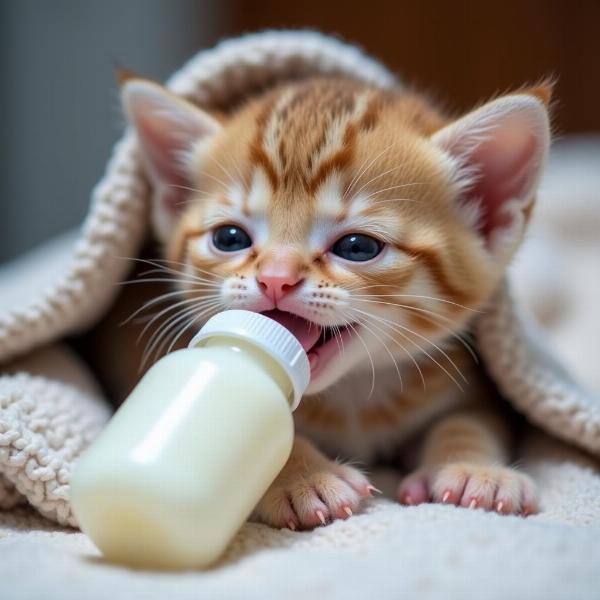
left=212, top=225, right=252, bottom=252
left=331, top=233, right=384, bottom=262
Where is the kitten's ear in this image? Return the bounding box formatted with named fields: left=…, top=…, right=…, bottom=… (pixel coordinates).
left=432, top=86, right=551, bottom=260
left=121, top=78, right=222, bottom=241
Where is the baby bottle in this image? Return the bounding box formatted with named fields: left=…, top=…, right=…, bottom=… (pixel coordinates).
left=70, top=310, right=309, bottom=570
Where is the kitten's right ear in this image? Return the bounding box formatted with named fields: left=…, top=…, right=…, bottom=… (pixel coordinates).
left=121, top=79, right=222, bottom=241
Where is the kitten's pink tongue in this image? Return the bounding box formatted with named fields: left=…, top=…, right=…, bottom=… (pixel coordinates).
left=262, top=310, right=322, bottom=353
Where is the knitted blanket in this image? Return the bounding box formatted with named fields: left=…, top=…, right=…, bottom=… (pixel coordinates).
left=1, top=31, right=599, bottom=598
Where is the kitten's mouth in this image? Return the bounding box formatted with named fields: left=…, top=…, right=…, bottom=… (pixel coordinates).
left=261, top=309, right=356, bottom=378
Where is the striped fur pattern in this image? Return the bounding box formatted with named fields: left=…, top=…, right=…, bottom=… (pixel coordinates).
left=121, top=75, right=551, bottom=530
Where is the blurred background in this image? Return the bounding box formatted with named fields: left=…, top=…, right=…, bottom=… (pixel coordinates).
left=1, top=0, right=600, bottom=261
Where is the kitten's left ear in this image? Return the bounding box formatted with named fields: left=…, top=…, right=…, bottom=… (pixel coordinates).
left=432, top=86, right=552, bottom=261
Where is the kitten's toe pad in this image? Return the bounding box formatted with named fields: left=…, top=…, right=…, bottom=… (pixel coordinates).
left=396, top=471, right=430, bottom=506
left=253, top=462, right=372, bottom=530
left=398, top=463, right=537, bottom=515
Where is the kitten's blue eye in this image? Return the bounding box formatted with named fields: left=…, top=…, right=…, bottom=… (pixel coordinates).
left=212, top=225, right=252, bottom=252
left=331, top=234, right=384, bottom=262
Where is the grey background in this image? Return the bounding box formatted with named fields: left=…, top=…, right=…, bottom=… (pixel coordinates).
left=0, top=0, right=223, bottom=262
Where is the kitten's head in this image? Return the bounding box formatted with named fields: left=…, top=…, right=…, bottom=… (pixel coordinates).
left=122, top=77, right=551, bottom=394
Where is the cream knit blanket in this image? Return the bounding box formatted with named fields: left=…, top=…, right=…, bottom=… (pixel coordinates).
left=0, top=31, right=599, bottom=598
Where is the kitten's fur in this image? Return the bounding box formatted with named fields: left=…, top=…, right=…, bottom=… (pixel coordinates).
left=119, top=73, right=550, bottom=529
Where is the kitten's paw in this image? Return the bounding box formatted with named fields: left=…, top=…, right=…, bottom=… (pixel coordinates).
left=253, top=455, right=373, bottom=530
left=398, top=463, right=537, bottom=515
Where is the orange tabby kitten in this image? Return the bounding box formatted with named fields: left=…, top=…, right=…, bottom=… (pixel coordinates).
left=119, top=74, right=550, bottom=530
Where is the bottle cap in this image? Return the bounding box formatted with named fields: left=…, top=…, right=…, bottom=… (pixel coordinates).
left=189, top=310, right=309, bottom=410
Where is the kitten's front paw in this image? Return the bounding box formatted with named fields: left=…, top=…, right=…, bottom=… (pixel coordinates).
left=253, top=442, right=374, bottom=530
left=398, top=463, right=537, bottom=515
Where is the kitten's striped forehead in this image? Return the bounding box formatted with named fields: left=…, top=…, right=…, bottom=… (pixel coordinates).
left=250, top=79, right=391, bottom=196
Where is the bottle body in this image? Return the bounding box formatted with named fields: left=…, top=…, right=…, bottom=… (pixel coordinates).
left=70, top=339, right=294, bottom=569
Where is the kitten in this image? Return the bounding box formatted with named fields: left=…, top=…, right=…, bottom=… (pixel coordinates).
left=119, top=74, right=550, bottom=530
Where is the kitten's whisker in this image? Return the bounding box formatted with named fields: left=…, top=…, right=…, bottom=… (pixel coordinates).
left=220, top=148, right=247, bottom=186
left=343, top=141, right=398, bottom=201
left=136, top=265, right=219, bottom=280
left=331, top=324, right=344, bottom=355
left=143, top=308, right=205, bottom=370
left=118, top=277, right=221, bottom=289
left=141, top=299, right=222, bottom=368
left=352, top=164, right=406, bottom=198
left=137, top=299, right=202, bottom=346
left=353, top=168, right=417, bottom=200
left=168, top=186, right=216, bottom=207
left=174, top=197, right=215, bottom=208
left=137, top=295, right=220, bottom=346
left=349, top=309, right=432, bottom=391
left=168, top=183, right=216, bottom=197
left=123, top=256, right=226, bottom=282
left=137, top=295, right=220, bottom=343
left=402, top=315, right=478, bottom=364
left=136, top=269, right=222, bottom=287
left=350, top=310, right=424, bottom=390
left=165, top=182, right=224, bottom=206
left=351, top=298, right=478, bottom=363
left=367, top=197, right=418, bottom=206
left=338, top=323, right=348, bottom=355
left=164, top=315, right=204, bottom=358
left=120, top=289, right=191, bottom=325
left=118, top=256, right=227, bottom=291
left=342, top=318, right=376, bottom=400
left=368, top=309, right=468, bottom=386
left=349, top=307, right=466, bottom=391
left=352, top=298, right=457, bottom=324
left=141, top=305, right=202, bottom=368
left=208, top=151, right=250, bottom=198
left=351, top=314, right=404, bottom=392
left=362, top=182, right=424, bottom=201
left=131, top=313, right=163, bottom=326
left=162, top=300, right=224, bottom=358
left=350, top=291, right=481, bottom=313
left=207, top=154, right=237, bottom=187
left=194, top=168, right=230, bottom=192
left=176, top=265, right=227, bottom=283
left=132, top=269, right=222, bottom=289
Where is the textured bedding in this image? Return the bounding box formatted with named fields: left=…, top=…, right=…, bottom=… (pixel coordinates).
left=1, top=31, right=599, bottom=599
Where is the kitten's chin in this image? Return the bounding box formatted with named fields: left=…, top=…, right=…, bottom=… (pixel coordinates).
left=305, top=366, right=348, bottom=396
left=304, top=332, right=380, bottom=394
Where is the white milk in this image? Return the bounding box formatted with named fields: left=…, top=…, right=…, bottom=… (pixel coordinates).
left=70, top=311, right=309, bottom=570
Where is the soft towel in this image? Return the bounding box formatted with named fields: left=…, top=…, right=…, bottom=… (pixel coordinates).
left=0, top=31, right=599, bottom=599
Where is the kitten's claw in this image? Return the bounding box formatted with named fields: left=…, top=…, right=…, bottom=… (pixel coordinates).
left=343, top=506, right=353, bottom=517
left=316, top=510, right=327, bottom=525
left=398, top=462, right=537, bottom=516
left=366, top=485, right=382, bottom=496
left=287, top=520, right=297, bottom=531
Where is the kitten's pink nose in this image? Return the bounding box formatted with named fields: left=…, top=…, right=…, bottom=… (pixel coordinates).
left=256, top=258, right=304, bottom=303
